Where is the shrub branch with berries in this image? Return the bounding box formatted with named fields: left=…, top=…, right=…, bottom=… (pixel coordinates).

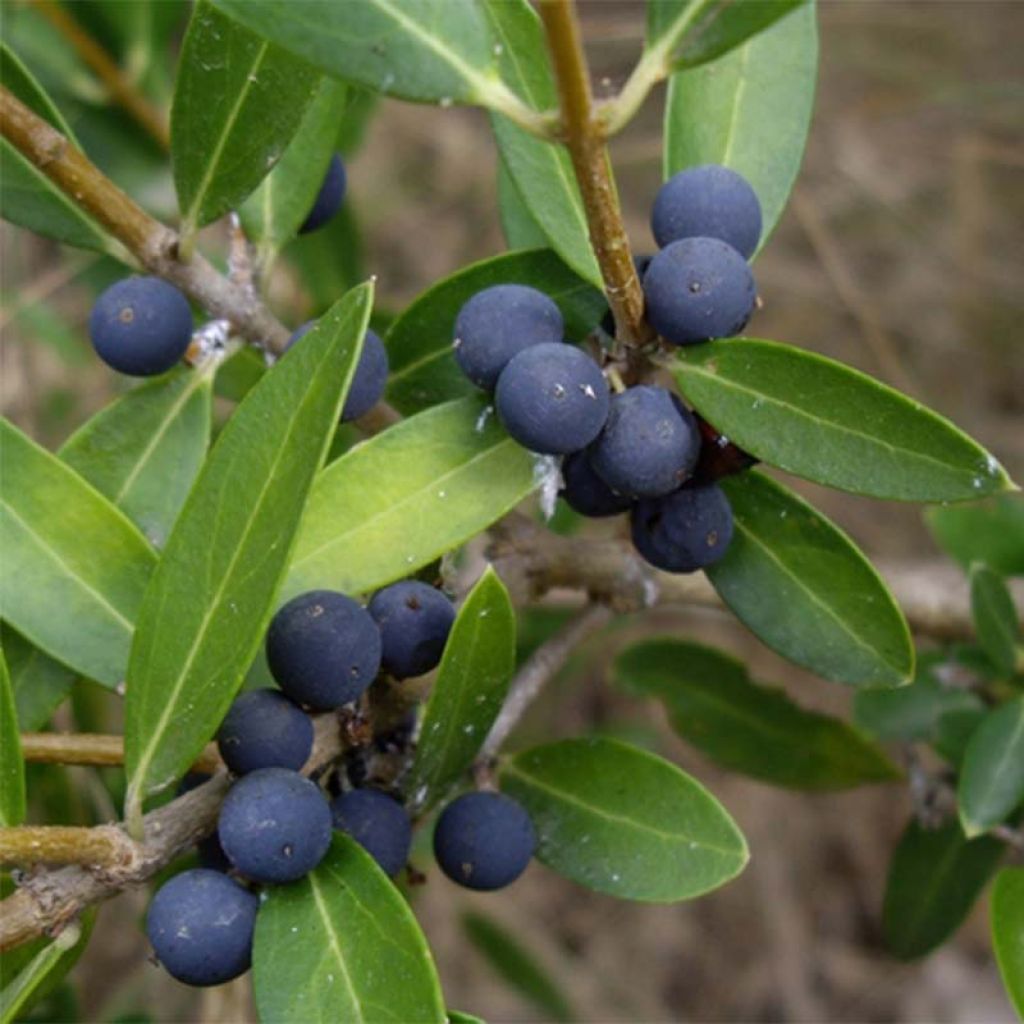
left=1, top=1, right=1022, bottom=1021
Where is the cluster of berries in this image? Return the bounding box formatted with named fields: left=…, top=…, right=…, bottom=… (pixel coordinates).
left=451, top=163, right=761, bottom=573
left=146, top=579, right=537, bottom=988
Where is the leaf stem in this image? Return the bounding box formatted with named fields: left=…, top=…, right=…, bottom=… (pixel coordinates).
left=19, top=733, right=222, bottom=773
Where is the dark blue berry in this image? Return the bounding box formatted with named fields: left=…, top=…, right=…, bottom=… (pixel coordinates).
left=330, top=789, right=412, bottom=877
left=368, top=580, right=455, bottom=680
left=145, top=869, right=256, bottom=986
left=590, top=386, right=700, bottom=499
left=433, top=792, right=535, bottom=891
left=495, top=343, right=609, bottom=455
left=217, top=689, right=313, bottom=776
left=266, top=590, right=381, bottom=710
left=288, top=324, right=389, bottom=422
left=217, top=768, right=332, bottom=883
left=299, top=154, right=346, bottom=234
left=631, top=483, right=734, bottom=573
left=453, top=284, right=564, bottom=390
left=643, top=237, right=756, bottom=345
left=651, top=164, right=762, bottom=259
left=89, top=277, right=193, bottom=376
left=560, top=449, right=632, bottom=518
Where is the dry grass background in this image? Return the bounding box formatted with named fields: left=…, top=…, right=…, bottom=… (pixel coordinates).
left=2, top=1, right=1023, bottom=1021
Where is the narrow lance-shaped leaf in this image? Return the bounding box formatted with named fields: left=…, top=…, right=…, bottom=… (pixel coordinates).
left=958, top=698, right=1024, bottom=838
left=171, top=0, right=320, bottom=232
left=285, top=397, right=537, bottom=600
left=386, top=249, right=605, bottom=414
left=2, top=625, right=77, bottom=731
left=253, top=835, right=446, bottom=1024
left=60, top=367, right=213, bottom=549
left=497, top=159, right=548, bottom=251
left=0, top=420, right=156, bottom=688
left=124, top=284, right=372, bottom=814
left=500, top=737, right=748, bottom=902
left=615, top=639, right=900, bottom=789
left=664, top=3, right=817, bottom=249
left=970, top=563, right=1020, bottom=679
left=406, top=567, right=515, bottom=812
left=706, top=471, right=914, bottom=687
left=0, top=919, right=90, bottom=1024
left=0, top=643, right=25, bottom=827
left=673, top=339, right=1015, bottom=502
left=991, top=867, right=1024, bottom=1019
left=925, top=495, right=1024, bottom=577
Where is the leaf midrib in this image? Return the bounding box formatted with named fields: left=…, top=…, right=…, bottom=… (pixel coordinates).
left=309, top=872, right=364, bottom=1022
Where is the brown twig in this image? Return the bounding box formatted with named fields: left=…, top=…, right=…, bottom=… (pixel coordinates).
left=20, top=733, right=222, bottom=773
left=0, top=826, right=137, bottom=869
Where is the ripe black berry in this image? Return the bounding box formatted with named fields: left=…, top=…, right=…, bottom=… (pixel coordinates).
left=631, top=483, right=735, bottom=573
left=330, top=789, right=412, bottom=877
left=368, top=580, right=455, bottom=679
left=216, top=689, right=313, bottom=776
left=560, top=449, right=632, bottom=518
left=299, top=154, right=346, bottom=234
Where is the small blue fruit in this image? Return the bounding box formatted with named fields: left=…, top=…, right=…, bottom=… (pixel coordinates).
left=288, top=324, right=389, bottom=422
left=631, top=483, right=734, bottom=573
left=495, top=342, right=609, bottom=455
left=330, top=789, right=412, bottom=877
left=89, top=277, right=193, bottom=376
left=643, top=237, right=756, bottom=345
left=266, top=590, right=381, bottom=710
left=590, top=386, right=700, bottom=498
left=218, top=767, right=332, bottom=883
left=433, top=792, right=535, bottom=891
left=453, top=284, right=564, bottom=390
left=560, top=449, right=632, bottom=518
left=651, top=164, right=762, bottom=259
left=145, top=869, right=257, bottom=986
left=368, top=580, right=455, bottom=680
left=217, top=689, right=313, bottom=776
left=299, top=154, right=346, bottom=234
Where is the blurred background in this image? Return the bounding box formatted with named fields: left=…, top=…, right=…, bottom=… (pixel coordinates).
left=2, top=1, right=1022, bottom=1021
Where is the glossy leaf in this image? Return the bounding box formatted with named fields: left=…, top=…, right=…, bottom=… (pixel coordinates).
left=500, top=737, right=748, bottom=902
left=240, top=77, right=349, bottom=255
left=664, top=3, right=817, bottom=249
left=497, top=160, right=548, bottom=251
left=0, top=644, right=25, bottom=827
left=673, top=339, right=1015, bottom=501
left=970, top=564, right=1020, bottom=678
left=124, top=285, right=371, bottom=811
left=286, top=398, right=536, bottom=599
left=706, top=471, right=913, bottom=686
left=882, top=818, right=1004, bottom=960
left=60, top=368, right=213, bottom=549
left=461, top=911, right=574, bottom=1022
left=0, top=44, right=126, bottom=259
left=213, top=0, right=513, bottom=108
left=0, top=420, right=156, bottom=688
left=386, top=249, right=605, bottom=414
left=171, top=0, right=319, bottom=231
left=0, top=920, right=90, bottom=1024
left=926, top=495, right=1024, bottom=576
left=958, top=698, right=1024, bottom=837
left=991, top=867, right=1024, bottom=1019
left=253, top=834, right=446, bottom=1024
left=406, top=568, right=515, bottom=812
left=2, top=625, right=76, bottom=730
left=616, top=639, right=899, bottom=789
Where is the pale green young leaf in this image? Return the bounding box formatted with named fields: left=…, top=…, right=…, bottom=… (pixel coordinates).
left=958, top=698, right=1024, bottom=837
left=991, top=868, right=1024, bottom=1019
left=925, top=495, right=1024, bottom=576
left=0, top=643, right=26, bottom=827
left=969, top=563, right=1020, bottom=678
left=2, top=625, right=76, bottom=730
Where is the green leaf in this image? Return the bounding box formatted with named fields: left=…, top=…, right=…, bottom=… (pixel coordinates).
left=171, top=0, right=320, bottom=231
left=461, top=911, right=574, bottom=1022
left=664, top=3, right=817, bottom=250
left=499, top=737, right=748, bottom=902
left=970, top=564, right=1020, bottom=679
left=926, top=495, right=1024, bottom=577
left=0, top=419, right=156, bottom=688
left=282, top=202, right=365, bottom=315
left=386, top=249, right=605, bottom=414
left=0, top=644, right=25, bottom=827
left=991, top=867, right=1024, bottom=1019
left=615, top=639, right=899, bottom=789
left=59, top=368, right=213, bottom=549
left=486, top=0, right=602, bottom=288
left=406, top=568, right=515, bottom=812
left=447, top=1014, right=486, bottom=1024
left=497, top=160, right=548, bottom=251
left=958, top=698, right=1024, bottom=838
left=124, top=285, right=372, bottom=812
left=882, top=818, right=1004, bottom=960
left=215, top=346, right=267, bottom=404
left=212, top=0, right=513, bottom=109
left=2, top=625, right=76, bottom=731
left=253, top=834, right=446, bottom=1024
left=0, top=918, right=91, bottom=1024
left=706, top=471, right=913, bottom=686
left=932, top=707, right=987, bottom=769
left=285, top=397, right=536, bottom=599
left=0, top=44, right=127, bottom=259
left=672, top=339, right=1015, bottom=501
left=240, top=77, right=349, bottom=256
